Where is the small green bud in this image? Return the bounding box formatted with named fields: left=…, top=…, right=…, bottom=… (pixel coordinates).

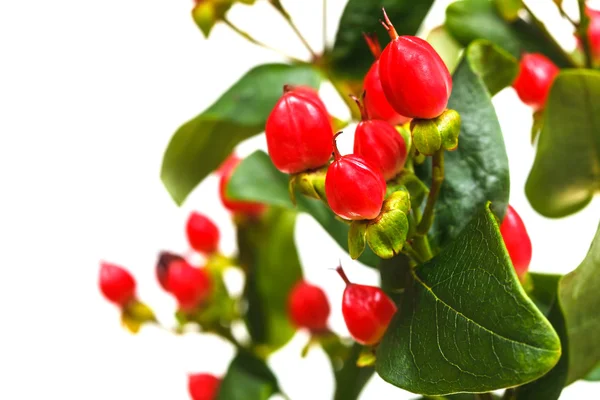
left=121, top=300, right=157, bottom=334
left=348, top=220, right=368, bottom=260
left=192, top=0, right=234, bottom=38
left=366, top=210, right=409, bottom=259
left=382, top=187, right=411, bottom=214
left=289, top=168, right=327, bottom=205
left=410, top=109, right=461, bottom=155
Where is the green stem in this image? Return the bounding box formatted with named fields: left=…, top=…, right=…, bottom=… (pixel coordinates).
left=578, top=0, right=594, bottom=68
left=222, top=17, right=304, bottom=63
left=522, top=3, right=579, bottom=68
left=402, top=242, right=425, bottom=265
left=269, top=0, right=318, bottom=59
left=417, top=150, right=444, bottom=236
left=556, top=1, right=578, bottom=27
left=413, top=235, right=433, bottom=262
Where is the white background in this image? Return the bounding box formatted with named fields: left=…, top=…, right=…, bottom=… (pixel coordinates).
left=0, top=0, right=598, bottom=399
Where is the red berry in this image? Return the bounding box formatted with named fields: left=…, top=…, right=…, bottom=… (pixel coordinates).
left=587, top=7, right=600, bottom=63
left=499, top=205, right=532, bottom=279
left=284, top=85, right=328, bottom=115
left=336, top=266, right=397, bottom=346
left=378, top=12, right=452, bottom=119
left=166, top=260, right=212, bottom=312
left=265, top=86, right=333, bottom=174
left=186, top=212, right=220, bottom=254
left=325, top=133, right=386, bottom=220
left=512, top=53, right=559, bottom=111
left=99, top=262, right=136, bottom=306
left=155, top=251, right=185, bottom=291
left=364, top=60, right=411, bottom=125
left=288, top=281, right=330, bottom=332
left=219, top=155, right=266, bottom=216
left=188, top=373, right=220, bottom=400
left=352, top=97, right=407, bottom=181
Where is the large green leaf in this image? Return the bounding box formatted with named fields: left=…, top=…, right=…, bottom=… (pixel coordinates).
left=228, top=150, right=380, bottom=267
left=376, top=206, right=561, bottom=395
left=416, top=41, right=511, bottom=250
left=559, top=221, right=600, bottom=383
left=525, top=70, right=600, bottom=218
left=322, top=339, right=374, bottom=400
left=160, top=63, right=321, bottom=205
left=236, top=208, right=303, bottom=354
left=526, top=273, right=562, bottom=316
left=445, top=0, right=573, bottom=68
left=217, top=351, right=279, bottom=400
left=330, top=0, right=434, bottom=79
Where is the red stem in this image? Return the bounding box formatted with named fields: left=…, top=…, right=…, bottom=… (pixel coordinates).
left=336, top=265, right=351, bottom=286
left=349, top=95, right=369, bottom=121
left=332, top=131, right=343, bottom=160
left=380, top=8, right=398, bottom=39
left=362, top=32, right=382, bottom=59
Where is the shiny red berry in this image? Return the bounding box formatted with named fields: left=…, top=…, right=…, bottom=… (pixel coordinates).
left=165, top=260, right=211, bottom=312
left=188, top=373, right=220, bottom=400
left=325, top=133, right=386, bottom=220
left=99, top=262, right=136, bottom=306
left=378, top=12, right=452, bottom=119
left=587, top=7, right=600, bottom=63
left=361, top=33, right=411, bottom=125
left=265, top=86, right=333, bottom=174
left=288, top=281, right=330, bottom=332
left=499, top=205, right=532, bottom=279
left=336, top=266, right=397, bottom=345
left=186, top=212, right=220, bottom=254
left=284, top=85, right=328, bottom=115
left=155, top=251, right=185, bottom=291
left=219, top=155, right=266, bottom=216
left=512, top=53, right=559, bottom=111
left=352, top=97, right=407, bottom=181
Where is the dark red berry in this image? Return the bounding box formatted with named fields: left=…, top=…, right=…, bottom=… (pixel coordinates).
left=219, top=154, right=266, bottom=216
left=378, top=11, right=452, bottom=119
left=325, top=133, right=386, bottom=220
left=499, top=205, right=532, bottom=279
left=186, top=212, right=220, bottom=254
left=352, top=97, right=407, bottom=181
left=155, top=251, right=185, bottom=291
left=512, top=53, right=559, bottom=111
left=361, top=33, right=411, bottom=125
left=265, top=86, right=333, bottom=174
left=165, top=260, right=211, bottom=312
left=188, top=373, right=220, bottom=400
left=99, top=262, right=136, bottom=306
left=336, top=266, right=396, bottom=346
left=288, top=281, right=330, bottom=332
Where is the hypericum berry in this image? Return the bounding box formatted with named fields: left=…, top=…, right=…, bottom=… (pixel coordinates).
left=325, top=133, right=386, bottom=220
left=186, top=212, right=220, bottom=254
left=512, top=53, right=559, bottom=111
left=188, top=373, right=220, bottom=400
left=378, top=11, right=452, bottom=119
left=99, top=262, right=136, bottom=306
left=219, top=155, right=266, bottom=216
left=499, top=205, right=532, bottom=279
left=155, top=251, right=185, bottom=291
left=265, top=86, right=333, bottom=174
left=586, top=6, right=600, bottom=63
left=165, top=260, right=211, bottom=312
left=362, top=33, right=411, bottom=125
left=284, top=84, right=328, bottom=115
left=336, top=266, right=397, bottom=345
left=288, top=281, right=331, bottom=332
left=352, top=96, right=407, bottom=180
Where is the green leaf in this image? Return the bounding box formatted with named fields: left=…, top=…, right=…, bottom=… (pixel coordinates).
left=330, top=0, right=434, bottom=79
left=349, top=221, right=367, bottom=260
left=322, top=339, right=374, bottom=400
left=416, top=41, right=511, bottom=250
left=160, top=63, right=321, bottom=205
left=376, top=206, right=561, bottom=395
left=228, top=150, right=380, bottom=267
left=217, top=351, right=279, bottom=400
left=236, top=208, right=303, bottom=354
left=526, top=273, right=562, bottom=316
left=525, top=70, right=600, bottom=218
left=445, top=0, right=573, bottom=68
left=585, top=364, right=600, bottom=381
left=427, top=26, right=463, bottom=73
left=465, top=40, right=519, bottom=96
left=559, top=222, right=600, bottom=383
left=494, top=0, right=523, bottom=22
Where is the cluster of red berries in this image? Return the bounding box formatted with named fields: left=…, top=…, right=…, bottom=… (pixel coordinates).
left=266, top=12, right=452, bottom=221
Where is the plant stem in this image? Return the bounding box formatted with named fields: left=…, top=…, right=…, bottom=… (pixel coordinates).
left=403, top=242, right=425, bottom=265
left=269, top=0, right=318, bottom=59
left=322, top=0, right=327, bottom=51
left=578, top=0, right=594, bottom=68
left=413, top=235, right=433, bottom=262
left=556, top=1, right=578, bottom=27
left=222, top=17, right=304, bottom=63
left=522, top=2, right=579, bottom=68
left=417, top=150, right=444, bottom=236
